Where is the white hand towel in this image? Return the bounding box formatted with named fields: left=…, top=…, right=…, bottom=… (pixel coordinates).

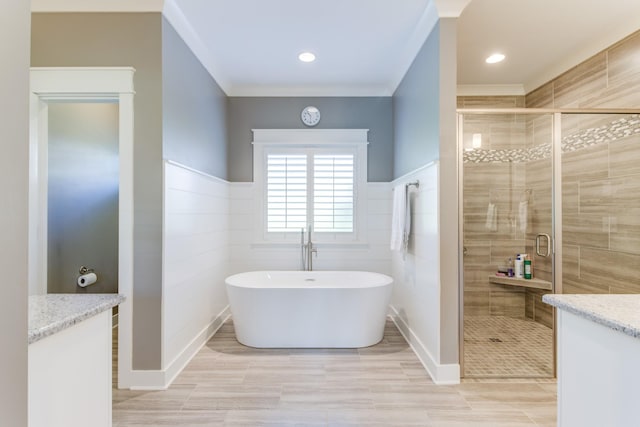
left=390, top=184, right=406, bottom=251
left=485, top=203, right=498, bottom=231
left=519, top=200, right=528, bottom=233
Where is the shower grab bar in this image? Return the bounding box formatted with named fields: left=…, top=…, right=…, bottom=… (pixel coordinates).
left=536, top=233, right=551, bottom=257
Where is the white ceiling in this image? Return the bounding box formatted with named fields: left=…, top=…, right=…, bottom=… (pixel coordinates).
left=164, top=0, right=443, bottom=96
left=32, top=0, right=640, bottom=97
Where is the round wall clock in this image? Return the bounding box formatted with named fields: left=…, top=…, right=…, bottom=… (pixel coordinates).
left=301, top=106, right=321, bottom=127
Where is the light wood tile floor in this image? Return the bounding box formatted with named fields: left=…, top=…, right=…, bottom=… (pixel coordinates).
left=113, top=320, right=557, bottom=426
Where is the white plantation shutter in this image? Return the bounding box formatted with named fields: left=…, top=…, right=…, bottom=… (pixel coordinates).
left=313, top=154, right=354, bottom=232
left=266, top=153, right=355, bottom=233
left=266, top=154, right=307, bottom=232
left=254, top=129, right=367, bottom=241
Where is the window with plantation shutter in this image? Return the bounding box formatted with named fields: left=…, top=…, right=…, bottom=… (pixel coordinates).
left=313, top=154, right=354, bottom=232
left=265, top=153, right=355, bottom=233
left=253, top=129, right=368, bottom=243
left=266, top=154, right=307, bottom=232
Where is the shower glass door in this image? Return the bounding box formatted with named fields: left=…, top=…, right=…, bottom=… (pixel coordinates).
left=459, top=111, right=555, bottom=378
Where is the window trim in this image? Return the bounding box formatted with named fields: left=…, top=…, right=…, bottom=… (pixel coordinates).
left=252, top=129, right=369, bottom=244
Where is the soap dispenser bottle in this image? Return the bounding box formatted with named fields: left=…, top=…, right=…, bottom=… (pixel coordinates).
left=514, top=254, right=524, bottom=278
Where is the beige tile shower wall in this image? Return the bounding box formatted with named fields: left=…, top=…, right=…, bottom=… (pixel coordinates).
left=561, top=131, right=640, bottom=295
left=526, top=29, right=640, bottom=296
left=457, top=96, right=525, bottom=109
left=526, top=30, right=640, bottom=109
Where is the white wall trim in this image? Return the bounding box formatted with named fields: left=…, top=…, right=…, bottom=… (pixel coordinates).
left=163, top=306, right=231, bottom=388
left=391, top=160, right=439, bottom=185
left=252, top=129, right=369, bottom=144
left=457, top=84, right=526, bottom=97
left=129, top=306, right=231, bottom=390
left=31, top=0, right=164, bottom=12
left=164, top=159, right=230, bottom=185
left=29, top=67, right=136, bottom=390
left=389, top=305, right=460, bottom=385
left=30, top=67, right=136, bottom=95
left=125, top=370, right=167, bottom=391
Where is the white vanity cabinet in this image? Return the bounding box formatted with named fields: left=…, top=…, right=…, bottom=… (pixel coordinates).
left=28, top=294, right=123, bottom=427
left=544, top=294, right=640, bottom=427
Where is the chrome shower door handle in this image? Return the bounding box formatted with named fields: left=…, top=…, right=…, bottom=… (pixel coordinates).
left=536, top=233, right=551, bottom=257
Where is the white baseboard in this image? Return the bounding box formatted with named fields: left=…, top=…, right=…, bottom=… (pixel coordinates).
left=128, top=305, right=231, bottom=390
left=127, top=369, right=167, bottom=391
left=388, top=305, right=460, bottom=385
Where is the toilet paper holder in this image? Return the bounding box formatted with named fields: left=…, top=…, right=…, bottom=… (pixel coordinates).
left=77, top=266, right=98, bottom=287
left=79, top=266, right=94, bottom=275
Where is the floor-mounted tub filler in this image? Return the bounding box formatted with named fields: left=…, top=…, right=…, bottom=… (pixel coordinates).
left=225, top=271, right=393, bottom=348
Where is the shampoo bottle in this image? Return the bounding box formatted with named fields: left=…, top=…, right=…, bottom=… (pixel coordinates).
left=524, top=258, right=532, bottom=279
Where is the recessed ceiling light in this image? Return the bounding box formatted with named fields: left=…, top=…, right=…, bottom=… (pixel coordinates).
left=486, top=53, right=505, bottom=64
left=298, top=52, right=316, bottom=63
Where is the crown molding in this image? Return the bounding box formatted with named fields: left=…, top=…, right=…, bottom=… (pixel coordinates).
left=227, top=84, right=393, bottom=97
left=387, top=1, right=439, bottom=96
left=162, top=0, right=232, bottom=95
left=433, top=0, right=474, bottom=17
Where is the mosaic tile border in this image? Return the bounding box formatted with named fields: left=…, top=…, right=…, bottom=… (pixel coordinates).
left=464, top=114, right=640, bottom=163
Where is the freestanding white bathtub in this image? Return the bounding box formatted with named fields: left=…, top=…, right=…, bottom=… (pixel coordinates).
left=225, top=271, right=393, bottom=348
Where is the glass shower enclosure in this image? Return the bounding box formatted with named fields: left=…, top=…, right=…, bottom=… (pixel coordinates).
left=458, top=108, right=640, bottom=379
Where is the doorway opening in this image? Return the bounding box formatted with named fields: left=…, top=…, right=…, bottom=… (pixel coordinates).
left=29, top=67, right=135, bottom=388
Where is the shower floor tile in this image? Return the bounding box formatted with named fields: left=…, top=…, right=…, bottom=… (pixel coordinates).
left=464, top=315, right=554, bottom=378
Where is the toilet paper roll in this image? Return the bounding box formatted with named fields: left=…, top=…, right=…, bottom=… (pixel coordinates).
left=77, top=272, right=97, bottom=288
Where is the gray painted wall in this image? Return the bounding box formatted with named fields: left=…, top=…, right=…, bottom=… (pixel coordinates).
left=32, top=13, right=164, bottom=369
left=227, top=97, right=393, bottom=182
left=0, top=1, right=29, bottom=423
left=162, top=18, right=228, bottom=179
left=47, top=103, right=119, bottom=294
left=393, top=22, right=441, bottom=179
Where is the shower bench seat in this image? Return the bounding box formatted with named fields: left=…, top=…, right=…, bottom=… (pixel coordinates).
left=489, top=275, right=552, bottom=291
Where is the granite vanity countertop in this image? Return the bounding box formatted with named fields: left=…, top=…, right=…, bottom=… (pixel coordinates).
left=29, top=293, right=125, bottom=344
left=543, top=294, right=640, bottom=339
